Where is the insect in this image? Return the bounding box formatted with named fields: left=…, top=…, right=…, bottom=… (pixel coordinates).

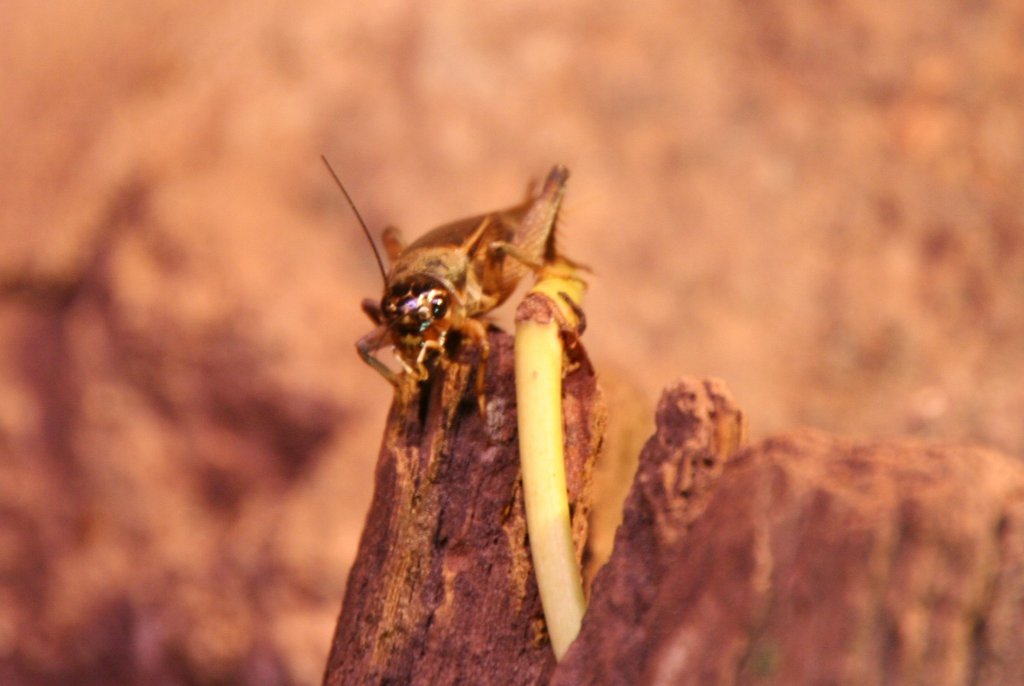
left=322, top=158, right=571, bottom=394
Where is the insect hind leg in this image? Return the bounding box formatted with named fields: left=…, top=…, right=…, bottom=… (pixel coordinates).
left=488, top=240, right=546, bottom=273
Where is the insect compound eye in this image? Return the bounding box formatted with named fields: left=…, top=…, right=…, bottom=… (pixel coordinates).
left=431, top=293, right=448, bottom=318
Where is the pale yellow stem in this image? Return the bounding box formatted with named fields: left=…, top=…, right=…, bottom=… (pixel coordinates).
left=514, top=263, right=587, bottom=660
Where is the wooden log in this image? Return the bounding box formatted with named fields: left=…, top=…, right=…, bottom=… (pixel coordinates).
left=323, top=330, right=604, bottom=685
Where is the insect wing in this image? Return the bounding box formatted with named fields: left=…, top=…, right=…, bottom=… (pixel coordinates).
left=403, top=207, right=522, bottom=253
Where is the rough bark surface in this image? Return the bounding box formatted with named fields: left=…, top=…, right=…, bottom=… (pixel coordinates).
left=551, top=378, right=747, bottom=685
left=323, top=330, right=604, bottom=686
left=553, top=382, right=1024, bottom=686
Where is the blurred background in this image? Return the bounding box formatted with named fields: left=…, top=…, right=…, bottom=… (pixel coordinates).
left=2, top=1, right=1022, bottom=683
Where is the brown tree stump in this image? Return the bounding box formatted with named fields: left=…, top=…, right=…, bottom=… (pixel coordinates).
left=323, top=330, right=604, bottom=685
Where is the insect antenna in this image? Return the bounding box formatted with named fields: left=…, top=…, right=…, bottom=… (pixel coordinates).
left=320, top=155, right=388, bottom=284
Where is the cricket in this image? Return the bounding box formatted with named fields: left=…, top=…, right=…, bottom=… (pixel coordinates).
left=322, top=157, right=572, bottom=396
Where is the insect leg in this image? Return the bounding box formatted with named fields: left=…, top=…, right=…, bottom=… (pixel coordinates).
left=410, top=329, right=448, bottom=381
left=361, top=298, right=383, bottom=324
left=395, top=349, right=427, bottom=380
left=485, top=165, right=571, bottom=289
left=356, top=325, right=399, bottom=386
left=558, top=291, right=587, bottom=335
left=460, top=318, right=491, bottom=414
left=511, top=165, right=569, bottom=265
left=488, top=240, right=546, bottom=273
left=381, top=226, right=405, bottom=262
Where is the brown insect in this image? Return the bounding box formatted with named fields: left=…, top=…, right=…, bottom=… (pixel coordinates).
left=322, top=158, right=571, bottom=393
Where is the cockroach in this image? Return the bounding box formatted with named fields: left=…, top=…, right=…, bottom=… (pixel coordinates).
left=322, top=158, right=571, bottom=395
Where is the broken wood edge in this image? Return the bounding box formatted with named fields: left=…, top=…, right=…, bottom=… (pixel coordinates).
left=553, top=384, right=1024, bottom=685
left=551, top=377, right=746, bottom=684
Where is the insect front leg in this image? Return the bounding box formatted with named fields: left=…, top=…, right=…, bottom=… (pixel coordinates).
left=361, top=298, right=383, bottom=325
left=460, top=318, right=491, bottom=415
left=406, top=330, right=448, bottom=381
left=356, top=325, right=399, bottom=386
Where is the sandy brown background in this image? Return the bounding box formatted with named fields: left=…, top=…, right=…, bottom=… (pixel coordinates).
left=2, top=1, right=1022, bottom=684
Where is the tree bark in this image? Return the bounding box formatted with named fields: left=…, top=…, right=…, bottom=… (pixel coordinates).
left=325, top=362, right=1024, bottom=686
left=553, top=381, right=1024, bottom=686
left=323, top=330, right=604, bottom=685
